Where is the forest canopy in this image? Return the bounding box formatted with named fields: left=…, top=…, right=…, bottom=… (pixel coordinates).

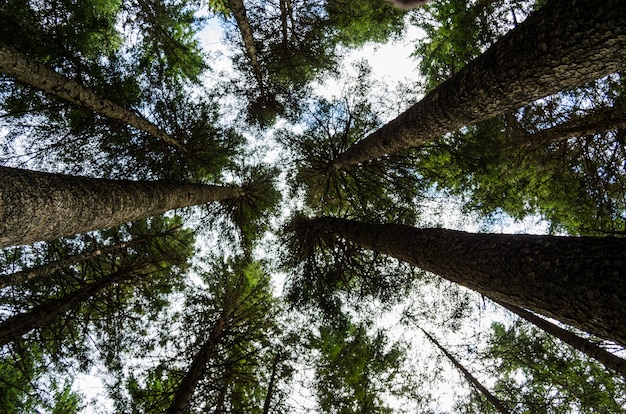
left=0, top=0, right=625, bottom=412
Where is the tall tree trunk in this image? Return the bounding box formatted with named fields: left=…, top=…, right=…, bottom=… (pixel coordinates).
left=419, top=327, right=512, bottom=414
left=493, top=299, right=626, bottom=379
left=166, top=315, right=228, bottom=414
left=330, top=0, right=626, bottom=169
left=227, top=0, right=265, bottom=93
left=0, top=263, right=147, bottom=346
left=0, top=166, right=243, bottom=248
left=502, top=104, right=626, bottom=148
left=297, top=216, right=626, bottom=346
left=0, top=227, right=178, bottom=288
left=0, top=42, right=188, bottom=153
left=262, top=352, right=281, bottom=414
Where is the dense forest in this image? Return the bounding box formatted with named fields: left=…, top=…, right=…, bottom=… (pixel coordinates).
left=0, top=0, right=625, bottom=412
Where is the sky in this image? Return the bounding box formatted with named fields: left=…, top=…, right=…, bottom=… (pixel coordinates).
left=69, top=7, right=556, bottom=412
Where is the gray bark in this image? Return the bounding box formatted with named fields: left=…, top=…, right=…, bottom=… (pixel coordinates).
left=331, top=0, right=626, bottom=169
left=0, top=166, right=243, bottom=248
left=301, top=216, right=626, bottom=346
left=0, top=42, right=188, bottom=153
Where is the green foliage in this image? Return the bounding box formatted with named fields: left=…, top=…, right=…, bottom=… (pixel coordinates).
left=413, top=0, right=541, bottom=91
left=0, top=0, right=123, bottom=69
left=0, top=344, right=84, bottom=413
left=282, top=63, right=424, bottom=223
left=458, top=321, right=626, bottom=412
left=123, top=0, right=208, bottom=82
left=325, top=0, right=406, bottom=47
left=414, top=94, right=626, bottom=235
left=282, top=215, right=418, bottom=315
left=0, top=217, right=195, bottom=407
left=311, top=316, right=405, bottom=413
left=112, top=258, right=283, bottom=413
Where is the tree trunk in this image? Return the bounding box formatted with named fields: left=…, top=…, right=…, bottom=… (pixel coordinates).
left=493, top=299, right=626, bottom=379
left=227, top=0, right=265, bottom=93
left=166, top=315, right=227, bottom=414
left=330, top=0, right=626, bottom=169
left=419, top=327, right=511, bottom=414
left=520, top=104, right=626, bottom=147
left=262, top=352, right=281, bottom=414
left=300, top=216, right=626, bottom=346
left=0, top=227, right=177, bottom=288
left=0, top=42, right=188, bottom=153
left=0, top=263, right=146, bottom=346
left=0, top=166, right=243, bottom=248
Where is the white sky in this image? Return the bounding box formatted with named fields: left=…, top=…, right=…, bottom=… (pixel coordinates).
left=72, top=9, right=555, bottom=413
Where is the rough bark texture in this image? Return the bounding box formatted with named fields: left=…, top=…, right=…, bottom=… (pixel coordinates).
left=0, top=167, right=243, bottom=248
left=166, top=315, right=227, bottom=414
left=0, top=265, right=144, bottom=346
left=420, top=328, right=511, bottom=414
left=331, top=0, right=626, bottom=169
left=307, top=217, right=626, bottom=346
left=0, top=43, right=187, bottom=152
left=494, top=299, right=626, bottom=379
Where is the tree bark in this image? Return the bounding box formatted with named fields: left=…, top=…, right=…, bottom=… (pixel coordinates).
left=300, top=216, right=626, bottom=346
left=166, top=315, right=227, bottom=414
left=520, top=105, right=626, bottom=147
left=331, top=0, right=626, bottom=169
left=227, top=0, right=265, bottom=93
left=0, top=228, right=177, bottom=288
left=493, top=299, right=626, bottom=379
left=0, top=166, right=243, bottom=248
left=419, top=327, right=511, bottom=414
left=0, top=42, right=188, bottom=153
left=0, top=263, right=146, bottom=346
left=262, top=352, right=281, bottom=414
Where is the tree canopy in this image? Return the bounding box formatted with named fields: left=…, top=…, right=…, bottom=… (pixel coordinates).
left=1, top=0, right=625, bottom=412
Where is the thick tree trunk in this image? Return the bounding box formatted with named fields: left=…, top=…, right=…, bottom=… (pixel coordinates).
left=0, top=42, right=187, bottom=153
left=420, top=327, right=511, bottom=414
left=331, top=0, right=626, bottom=169
left=166, top=315, right=227, bottom=414
left=228, top=0, right=265, bottom=92
left=494, top=299, right=626, bottom=379
left=0, top=166, right=243, bottom=248
left=301, top=216, right=626, bottom=346
left=0, top=264, right=145, bottom=346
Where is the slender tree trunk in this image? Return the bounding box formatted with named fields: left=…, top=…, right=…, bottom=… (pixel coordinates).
left=0, top=239, right=128, bottom=288
left=419, top=327, right=512, bottom=414
left=262, top=352, right=281, bottom=414
left=0, top=166, right=243, bottom=248
left=227, top=0, right=265, bottom=93
left=0, top=227, right=177, bottom=288
left=166, top=315, right=227, bottom=414
left=520, top=104, right=626, bottom=146
left=330, top=0, right=626, bottom=169
left=493, top=299, right=626, bottom=379
left=0, top=263, right=146, bottom=346
left=297, top=216, right=626, bottom=346
left=0, top=42, right=187, bottom=153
